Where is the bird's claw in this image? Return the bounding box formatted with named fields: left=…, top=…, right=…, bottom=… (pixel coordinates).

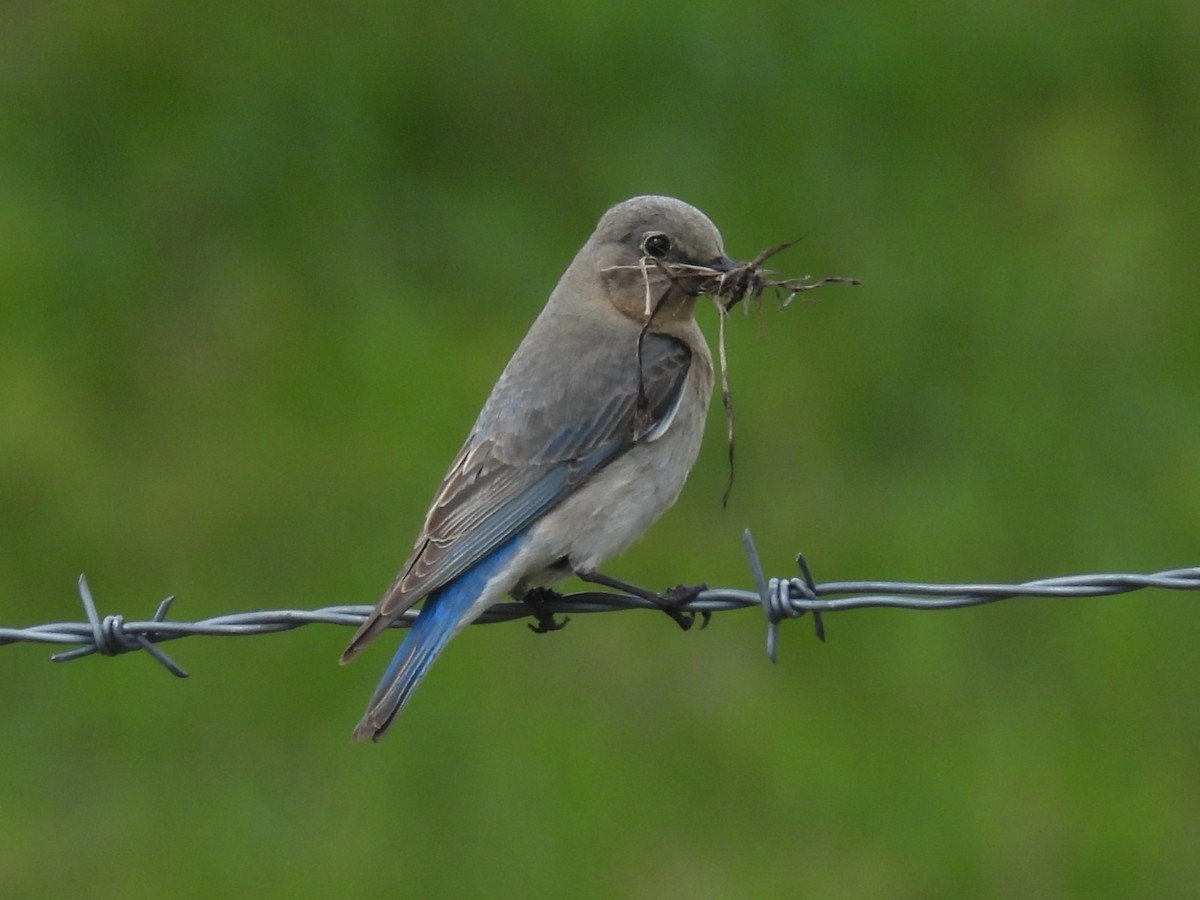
left=657, top=582, right=710, bottom=632
left=522, top=587, right=571, bottom=634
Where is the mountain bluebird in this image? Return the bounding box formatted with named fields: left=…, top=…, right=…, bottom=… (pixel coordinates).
left=341, top=195, right=738, bottom=741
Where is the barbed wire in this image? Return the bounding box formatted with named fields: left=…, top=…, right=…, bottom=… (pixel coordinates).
left=2, top=530, right=1197, bottom=677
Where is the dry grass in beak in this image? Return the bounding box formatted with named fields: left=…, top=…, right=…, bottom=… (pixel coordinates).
left=615, top=240, right=859, bottom=507
left=705, top=238, right=859, bottom=311
left=693, top=240, right=860, bottom=504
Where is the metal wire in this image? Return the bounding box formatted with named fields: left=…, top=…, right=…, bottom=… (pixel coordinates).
left=2, top=529, right=1197, bottom=677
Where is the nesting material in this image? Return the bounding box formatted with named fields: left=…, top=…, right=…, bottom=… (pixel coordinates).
left=619, top=239, right=860, bottom=506
left=705, top=238, right=859, bottom=311
left=608, top=237, right=859, bottom=314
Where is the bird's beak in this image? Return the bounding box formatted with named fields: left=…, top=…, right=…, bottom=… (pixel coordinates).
left=674, top=254, right=745, bottom=302
left=707, top=255, right=740, bottom=273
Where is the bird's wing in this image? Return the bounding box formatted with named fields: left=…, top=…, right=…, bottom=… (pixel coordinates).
left=340, top=329, right=693, bottom=661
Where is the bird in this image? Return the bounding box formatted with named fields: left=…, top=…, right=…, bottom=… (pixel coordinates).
left=340, top=195, right=739, bottom=741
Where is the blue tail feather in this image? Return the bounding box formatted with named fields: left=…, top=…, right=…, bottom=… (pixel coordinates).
left=352, top=533, right=527, bottom=741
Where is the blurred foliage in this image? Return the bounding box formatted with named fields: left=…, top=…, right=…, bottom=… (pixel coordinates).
left=2, top=1, right=1198, bottom=896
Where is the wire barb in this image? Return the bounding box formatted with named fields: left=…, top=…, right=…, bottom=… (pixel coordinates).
left=47, top=576, right=189, bottom=677
left=743, top=530, right=824, bottom=662
left=2, top=538, right=1197, bottom=675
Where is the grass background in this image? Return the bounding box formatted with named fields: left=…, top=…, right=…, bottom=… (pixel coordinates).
left=2, top=1, right=1198, bottom=896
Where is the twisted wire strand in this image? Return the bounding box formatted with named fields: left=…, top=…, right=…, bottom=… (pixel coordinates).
left=2, top=530, right=1196, bottom=677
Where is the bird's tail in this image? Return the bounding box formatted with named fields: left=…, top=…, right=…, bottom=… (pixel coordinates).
left=350, top=584, right=466, bottom=742
left=350, top=534, right=528, bottom=742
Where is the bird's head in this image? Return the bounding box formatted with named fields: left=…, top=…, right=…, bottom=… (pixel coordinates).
left=572, top=195, right=741, bottom=322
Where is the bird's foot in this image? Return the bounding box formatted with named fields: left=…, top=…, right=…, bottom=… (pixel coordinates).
left=521, top=587, right=571, bottom=634
left=576, top=570, right=710, bottom=632
left=657, top=582, right=711, bottom=632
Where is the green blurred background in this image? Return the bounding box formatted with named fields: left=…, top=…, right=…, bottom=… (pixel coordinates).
left=2, top=1, right=1198, bottom=896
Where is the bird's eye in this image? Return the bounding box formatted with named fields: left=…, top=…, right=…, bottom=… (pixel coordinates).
left=642, top=232, right=671, bottom=259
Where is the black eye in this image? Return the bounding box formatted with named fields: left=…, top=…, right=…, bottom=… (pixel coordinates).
left=642, top=232, right=671, bottom=259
